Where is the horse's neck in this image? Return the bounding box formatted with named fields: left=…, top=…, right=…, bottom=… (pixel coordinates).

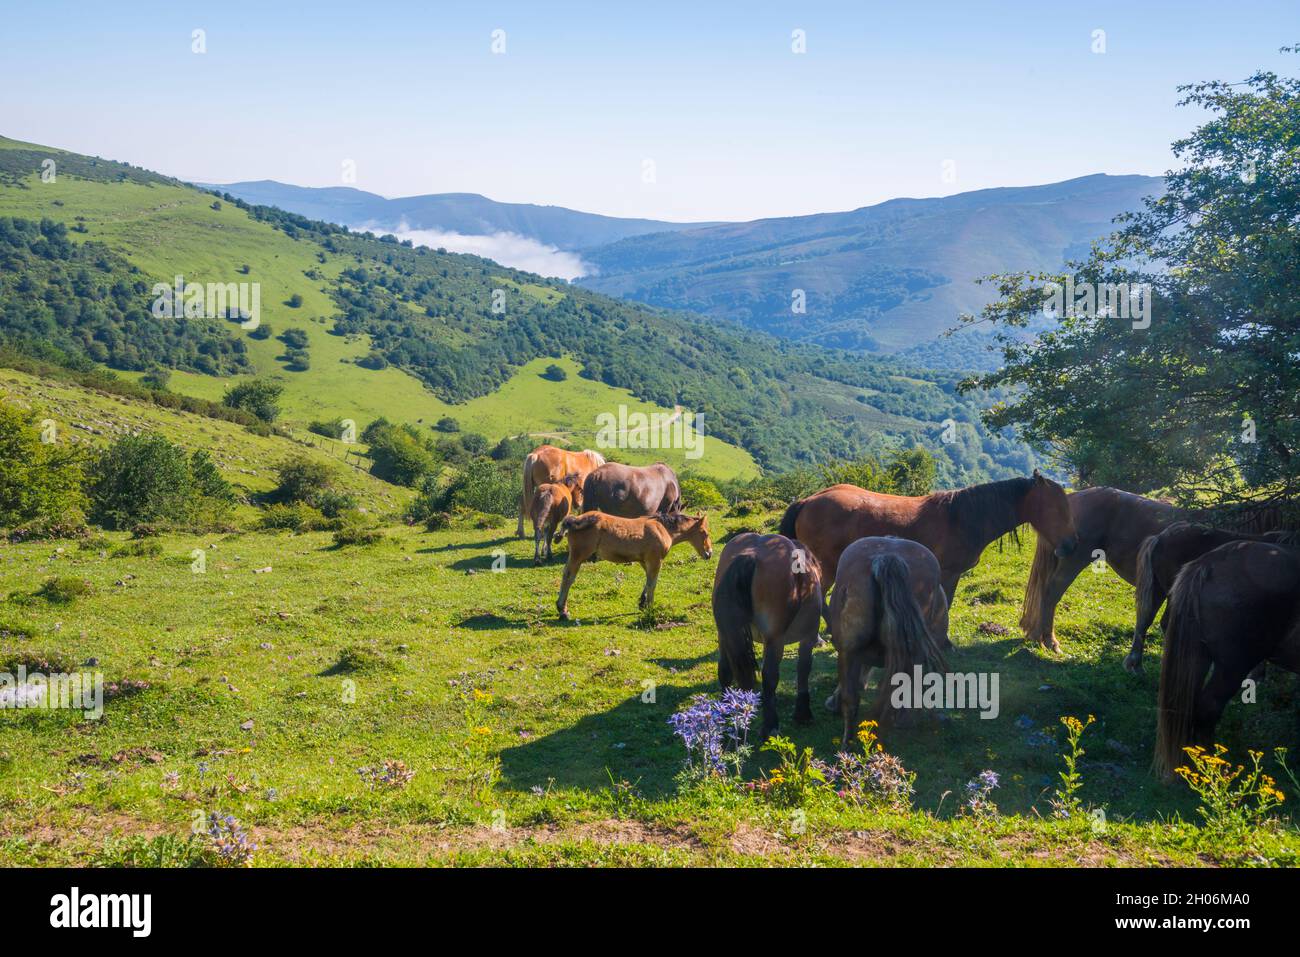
left=944, top=482, right=1023, bottom=551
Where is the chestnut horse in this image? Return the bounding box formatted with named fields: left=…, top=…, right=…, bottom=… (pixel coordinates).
left=827, top=537, right=950, bottom=746
left=581, top=462, right=681, bottom=518
left=555, top=511, right=712, bottom=620
left=781, top=471, right=1078, bottom=614
left=712, top=533, right=823, bottom=740
left=516, top=445, right=606, bottom=538
left=529, top=474, right=584, bottom=565
left=1126, top=522, right=1300, bottom=673
left=1154, top=540, right=1300, bottom=777
left=1021, top=487, right=1179, bottom=652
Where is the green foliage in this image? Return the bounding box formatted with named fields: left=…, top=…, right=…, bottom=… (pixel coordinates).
left=273, top=454, right=335, bottom=504
left=963, top=54, right=1300, bottom=503
left=259, top=501, right=329, bottom=531
left=434, top=416, right=459, bottom=433
left=0, top=401, right=87, bottom=535
left=365, top=422, right=438, bottom=487
left=440, top=458, right=516, bottom=516
left=679, top=477, right=726, bottom=510
left=542, top=363, right=567, bottom=381
left=87, top=432, right=232, bottom=530
left=222, top=378, right=283, bottom=423
left=36, top=576, right=95, bottom=603
left=307, top=417, right=348, bottom=440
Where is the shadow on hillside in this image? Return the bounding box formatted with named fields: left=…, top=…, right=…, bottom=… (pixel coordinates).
left=418, top=536, right=515, bottom=555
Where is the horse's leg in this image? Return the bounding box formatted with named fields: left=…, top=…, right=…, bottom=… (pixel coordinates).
left=839, top=649, right=865, bottom=750
left=1034, top=555, right=1090, bottom=653
left=556, top=546, right=586, bottom=620
left=1125, top=581, right=1167, bottom=674
left=717, top=652, right=734, bottom=690
left=789, top=596, right=819, bottom=725
left=1193, top=659, right=1255, bottom=752
left=532, top=522, right=544, bottom=566
left=758, top=636, right=782, bottom=741
left=639, top=556, right=661, bottom=611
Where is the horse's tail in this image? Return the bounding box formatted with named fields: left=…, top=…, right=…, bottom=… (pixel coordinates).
left=778, top=498, right=805, bottom=539
left=1019, top=529, right=1059, bottom=641
left=1133, top=532, right=1162, bottom=646
left=1154, top=561, right=1212, bottom=778
left=559, top=512, right=601, bottom=539
left=873, top=554, right=948, bottom=717
left=518, top=451, right=539, bottom=536
left=715, top=555, right=758, bottom=688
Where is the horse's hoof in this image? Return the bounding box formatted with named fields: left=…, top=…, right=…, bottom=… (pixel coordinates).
left=1123, top=653, right=1142, bottom=675
left=1043, top=637, right=1062, bottom=653
left=823, top=692, right=839, bottom=714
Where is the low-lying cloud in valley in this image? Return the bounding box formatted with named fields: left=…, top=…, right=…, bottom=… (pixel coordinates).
left=357, top=222, right=592, bottom=281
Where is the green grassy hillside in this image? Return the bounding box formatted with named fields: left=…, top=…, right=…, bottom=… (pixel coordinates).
left=1, top=511, right=1296, bottom=866
left=0, top=134, right=1041, bottom=484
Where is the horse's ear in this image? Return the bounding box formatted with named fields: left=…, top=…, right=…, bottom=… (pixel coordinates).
left=1032, top=468, right=1043, bottom=483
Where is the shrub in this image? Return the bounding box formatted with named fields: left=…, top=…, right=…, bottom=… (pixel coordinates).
left=88, top=433, right=232, bottom=531
left=308, top=418, right=348, bottom=440
left=311, top=488, right=357, bottom=519
left=542, top=363, right=567, bottom=382
left=0, top=401, right=88, bottom=536
left=679, top=477, right=726, bottom=510
left=443, top=459, right=516, bottom=516
left=367, top=424, right=438, bottom=486
left=36, top=576, right=95, bottom=603
left=434, top=416, right=460, bottom=433
left=332, top=519, right=384, bottom=547
left=273, top=454, right=335, bottom=504
left=259, top=502, right=328, bottom=532
left=222, top=378, right=283, bottom=423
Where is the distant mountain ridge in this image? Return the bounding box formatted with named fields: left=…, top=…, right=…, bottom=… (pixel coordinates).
left=206, top=180, right=721, bottom=250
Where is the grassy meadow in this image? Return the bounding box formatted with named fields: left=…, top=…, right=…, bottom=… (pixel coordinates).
left=2, top=508, right=1298, bottom=866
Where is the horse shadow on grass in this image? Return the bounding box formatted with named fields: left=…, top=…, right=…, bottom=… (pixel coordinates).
left=417, top=535, right=515, bottom=556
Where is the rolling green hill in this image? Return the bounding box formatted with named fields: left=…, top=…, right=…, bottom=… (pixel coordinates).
left=0, top=134, right=1040, bottom=483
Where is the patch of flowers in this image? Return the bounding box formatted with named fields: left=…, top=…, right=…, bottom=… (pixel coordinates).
left=206, top=812, right=256, bottom=867
left=1175, top=744, right=1285, bottom=836
left=667, top=688, right=760, bottom=778
left=357, top=759, right=415, bottom=791
left=963, top=770, right=1000, bottom=816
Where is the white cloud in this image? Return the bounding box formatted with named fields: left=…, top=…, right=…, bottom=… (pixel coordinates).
left=354, top=221, right=592, bottom=281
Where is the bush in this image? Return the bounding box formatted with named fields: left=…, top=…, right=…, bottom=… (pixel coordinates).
left=222, top=379, right=283, bottom=423
left=36, top=576, right=95, bottom=603
left=542, top=363, right=567, bottom=382
left=259, top=502, right=329, bottom=532
left=332, top=522, right=385, bottom=547
left=311, top=488, right=357, bottom=519
left=679, top=477, right=726, bottom=510
left=442, top=459, right=516, bottom=516
left=87, top=434, right=232, bottom=531
left=273, top=454, right=335, bottom=504
left=0, top=401, right=87, bottom=537
left=434, top=416, right=460, bottom=433
left=307, top=418, right=348, bottom=440
left=367, top=424, right=438, bottom=486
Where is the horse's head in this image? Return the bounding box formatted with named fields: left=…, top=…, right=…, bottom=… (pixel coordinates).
left=1021, top=470, right=1077, bottom=558
left=561, top=472, right=584, bottom=510
left=681, top=513, right=713, bottom=559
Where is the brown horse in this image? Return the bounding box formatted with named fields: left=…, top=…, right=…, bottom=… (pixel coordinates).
left=529, top=474, right=584, bottom=565
left=1127, top=522, right=1300, bottom=673
left=555, top=511, right=712, bottom=620
left=827, top=537, right=950, bottom=746
left=1154, top=540, right=1300, bottom=777
left=516, top=445, right=606, bottom=538
left=712, top=533, right=823, bottom=740
left=581, top=462, right=681, bottom=518
left=1021, top=487, right=1180, bottom=652
left=782, top=471, right=1078, bottom=613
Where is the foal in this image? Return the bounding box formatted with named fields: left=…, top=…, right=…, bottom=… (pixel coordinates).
left=712, top=533, right=823, bottom=740
left=555, top=511, right=712, bottom=620
left=529, top=473, right=583, bottom=564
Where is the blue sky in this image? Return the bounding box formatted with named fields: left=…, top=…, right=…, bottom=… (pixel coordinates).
left=1, top=1, right=1294, bottom=221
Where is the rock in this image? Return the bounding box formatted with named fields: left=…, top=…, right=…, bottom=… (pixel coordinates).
left=254, top=566, right=272, bottom=574
left=240, top=720, right=254, bottom=731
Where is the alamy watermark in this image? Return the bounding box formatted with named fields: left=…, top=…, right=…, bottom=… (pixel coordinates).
left=1043, top=277, right=1152, bottom=330
left=152, top=275, right=261, bottom=330
left=0, top=667, right=103, bottom=719
left=889, top=665, right=1000, bottom=720
left=595, top=404, right=704, bottom=460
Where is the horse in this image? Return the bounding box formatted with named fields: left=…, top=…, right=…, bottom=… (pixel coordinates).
left=1021, top=487, right=1180, bottom=652
left=781, top=470, right=1078, bottom=614
left=516, top=445, right=606, bottom=538
left=528, top=473, right=584, bottom=565
left=555, top=511, right=712, bottom=620
left=826, top=537, right=950, bottom=747
left=1154, top=540, right=1300, bottom=777
left=1127, top=522, right=1300, bottom=673
left=712, top=533, right=824, bottom=740
left=581, top=462, right=681, bottom=519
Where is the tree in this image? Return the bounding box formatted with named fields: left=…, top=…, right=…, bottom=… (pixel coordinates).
left=222, top=378, right=283, bottom=422
left=87, top=433, right=231, bottom=530
left=960, top=52, right=1300, bottom=505
left=286, top=293, right=303, bottom=308
left=542, top=363, right=567, bottom=382
left=0, top=402, right=87, bottom=534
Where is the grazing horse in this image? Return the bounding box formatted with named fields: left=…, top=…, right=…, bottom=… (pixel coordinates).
left=1126, top=522, right=1300, bottom=673
left=581, top=462, right=681, bottom=519
left=555, top=511, right=712, bottom=620
left=712, top=533, right=823, bottom=740
left=827, top=537, right=950, bottom=746
left=1021, top=487, right=1180, bottom=652
left=516, top=445, right=606, bottom=538
left=781, top=471, right=1078, bottom=611
left=529, top=474, right=584, bottom=565
left=1154, top=540, right=1300, bottom=777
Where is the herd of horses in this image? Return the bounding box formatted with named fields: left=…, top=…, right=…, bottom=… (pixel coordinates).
left=516, top=445, right=1300, bottom=775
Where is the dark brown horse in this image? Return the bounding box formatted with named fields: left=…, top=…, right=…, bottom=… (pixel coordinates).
left=1154, top=540, right=1300, bottom=777
left=712, top=533, right=823, bottom=740
left=581, top=462, right=681, bottom=518
left=1127, top=522, right=1300, bottom=673
left=782, top=471, right=1077, bottom=612
left=827, top=537, right=950, bottom=746
left=1021, top=487, right=1180, bottom=652
left=516, top=444, right=606, bottom=538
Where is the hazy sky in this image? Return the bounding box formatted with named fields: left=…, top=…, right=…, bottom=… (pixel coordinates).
left=2, top=1, right=1294, bottom=221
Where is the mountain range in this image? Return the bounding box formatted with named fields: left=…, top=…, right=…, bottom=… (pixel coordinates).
left=212, top=174, right=1161, bottom=365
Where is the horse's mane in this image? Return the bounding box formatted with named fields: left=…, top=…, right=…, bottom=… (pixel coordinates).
left=931, top=477, right=1034, bottom=544
left=654, top=511, right=698, bottom=533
